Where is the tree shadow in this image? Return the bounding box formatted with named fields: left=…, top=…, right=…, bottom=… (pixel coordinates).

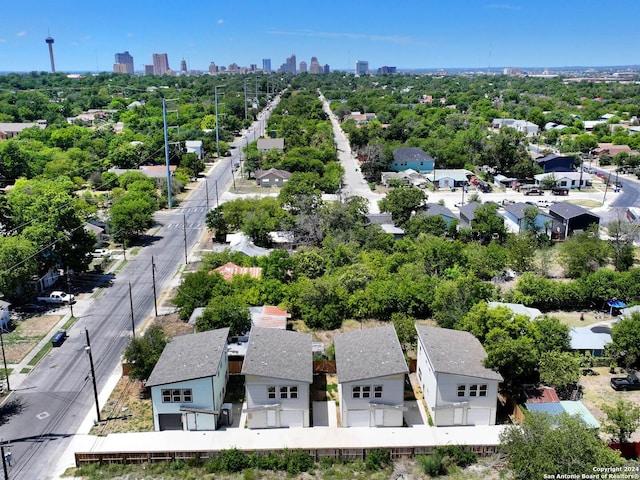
left=0, top=398, right=24, bottom=427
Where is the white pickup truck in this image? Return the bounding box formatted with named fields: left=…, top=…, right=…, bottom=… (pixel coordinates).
left=37, top=291, right=75, bottom=304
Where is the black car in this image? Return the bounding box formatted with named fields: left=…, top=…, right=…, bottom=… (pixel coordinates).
left=15, top=303, right=47, bottom=314
left=610, top=373, right=640, bottom=391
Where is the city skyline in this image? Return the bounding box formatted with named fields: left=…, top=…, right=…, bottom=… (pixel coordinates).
left=1, top=0, right=639, bottom=73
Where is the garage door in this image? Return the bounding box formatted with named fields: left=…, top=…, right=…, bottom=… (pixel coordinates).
left=347, top=409, right=370, bottom=427
left=281, top=410, right=304, bottom=427
left=158, top=413, right=183, bottom=431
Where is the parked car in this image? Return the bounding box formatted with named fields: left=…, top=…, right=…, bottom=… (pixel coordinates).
left=551, top=187, right=569, bottom=196
left=37, top=291, right=75, bottom=305
left=524, top=188, right=544, bottom=196
left=610, top=373, right=640, bottom=391
left=15, top=303, right=48, bottom=314
left=51, top=329, right=68, bottom=347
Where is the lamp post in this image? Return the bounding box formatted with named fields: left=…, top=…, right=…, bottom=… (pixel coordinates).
left=84, top=328, right=101, bottom=423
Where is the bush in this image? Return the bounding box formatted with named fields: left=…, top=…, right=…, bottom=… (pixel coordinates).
left=365, top=448, right=392, bottom=470
left=418, top=454, right=446, bottom=476
left=206, top=448, right=250, bottom=473
left=434, top=445, right=477, bottom=468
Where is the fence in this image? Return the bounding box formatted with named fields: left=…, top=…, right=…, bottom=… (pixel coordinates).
left=75, top=443, right=500, bottom=467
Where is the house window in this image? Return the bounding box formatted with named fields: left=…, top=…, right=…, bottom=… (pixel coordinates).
left=290, top=386, right=298, bottom=399
left=267, top=386, right=276, bottom=399
left=457, top=385, right=466, bottom=397
left=469, top=384, right=488, bottom=397
left=374, top=386, right=383, bottom=398
left=270, top=385, right=298, bottom=399
left=362, top=386, right=371, bottom=398
left=469, top=384, right=478, bottom=397
left=479, top=385, right=488, bottom=397
left=161, top=388, right=193, bottom=403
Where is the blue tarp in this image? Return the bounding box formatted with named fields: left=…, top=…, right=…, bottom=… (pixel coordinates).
left=607, top=300, right=627, bottom=309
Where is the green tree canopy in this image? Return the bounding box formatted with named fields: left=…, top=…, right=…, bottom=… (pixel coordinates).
left=378, top=186, right=427, bottom=225
left=123, top=325, right=168, bottom=382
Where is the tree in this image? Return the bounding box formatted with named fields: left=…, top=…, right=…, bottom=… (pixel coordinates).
left=470, top=203, right=507, bottom=244
left=378, top=186, right=427, bottom=225
left=392, top=312, right=417, bottom=353
left=607, top=311, right=640, bottom=369
left=538, top=351, right=581, bottom=389
left=500, top=412, right=623, bottom=479
left=607, top=219, right=638, bottom=271
left=484, top=330, right=538, bottom=393
left=123, top=325, right=168, bottom=382
left=110, top=191, right=156, bottom=242
left=558, top=225, right=610, bottom=278
left=601, top=399, right=640, bottom=444
left=196, top=295, right=251, bottom=335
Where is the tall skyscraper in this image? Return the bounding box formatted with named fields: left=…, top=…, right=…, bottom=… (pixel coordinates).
left=45, top=36, right=56, bottom=73
left=355, top=60, right=369, bottom=76
left=286, top=54, right=296, bottom=74
left=144, top=64, right=154, bottom=75
left=180, top=58, right=187, bottom=73
left=152, top=53, right=170, bottom=75
left=209, top=62, right=217, bottom=74
left=262, top=58, right=271, bottom=72
left=114, top=51, right=134, bottom=74
left=309, top=56, right=322, bottom=74
left=299, top=61, right=307, bottom=73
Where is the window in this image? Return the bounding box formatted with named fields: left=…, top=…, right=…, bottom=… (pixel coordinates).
left=374, top=386, right=383, bottom=398
left=479, top=385, right=488, bottom=397
left=268, top=385, right=298, bottom=399
left=161, top=388, right=193, bottom=403
left=468, top=384, right=488, bottom=397
left=469, top=384, right=479, bottom=397
left=457, top=385, right=466, bottom=397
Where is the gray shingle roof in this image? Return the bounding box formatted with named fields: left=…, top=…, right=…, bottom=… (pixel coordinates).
left=503, top=202, right=536, bottom=220
left=549, top=202, right=599, bottom=220
left=458, top=202, right=481, bottom=222
left=423, top=203, right=455, bottom=219
left=416, top=325, right=503, bottom=381
left=334, top=325, right=408, bottom=384
left=392, top=147, right=433, bottom=162
left=241, top=327, right=313, bottom=383
left=145, top=328, right=230, bottom=387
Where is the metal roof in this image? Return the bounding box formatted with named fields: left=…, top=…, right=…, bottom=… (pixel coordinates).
left=145, top=328, right=229, bottom=387
left=241, top=327, right=313, bottom=383
left=334, top=325, right=408, bottom=384
left=416, top=325, right=503, bottom=381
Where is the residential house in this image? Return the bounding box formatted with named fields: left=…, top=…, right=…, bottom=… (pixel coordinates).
left=417, top=203, right=457, bottom=227
left=548, top=202, right=600, bottom=240
left=334, top=326, right=408, bottom=427
left=249, top=305, right=291, bottom=330
left=491, top=118, right=539, bottom=136
left=211, top=233, right=272, bottom=257
left=211, top=262, right=263, bottom=281
left=525, top=401, right=599, bottom=428
left=185, top=140, right=204, bottom=160
left=390, top=147, right=434, bottom=173
left=109, top=165, right=177, bottom=179
left=534, top=172, right=591, bottom=189
left=365, top=214, right=405, bottom=240
left=242, top=327, right=313, bottom=428
left=416, top=325, right=503, bottom=426
left=594, top=143, right=639, bottom=158
left=0, top=121, right=46, bottom=140
left=343, top=112, right=377, bottom=125
left=534, top=154, right=577, bottom=173
left=146, top=328, right=230, bottom=431
left=569, top=326, right=611, bottom=357
left=501, top=202, right=552, bottom=235
left=458, top=202, right=481, bottom=229
left=0, top=300, right=10, bottom=332
left=257, top=138, right=284, bottom=152
left=381, top=169, right=427, bottom=188
left=254, top=168, right=291, bottom=187
left=430, top=169, right=472, bottom=189
left=487, top=302, right=543, bottom=320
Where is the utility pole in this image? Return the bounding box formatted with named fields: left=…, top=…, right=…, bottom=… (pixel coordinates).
left=215, top=179, right=219, bottom=208
left=163, top=98, right=172, bottom=208
left=0, top=325, right=9, bottom=392
left=84, top=329, right=101, bottom=423
left=215, top=85, right=224, bottom=159
left=183, top=215, right=188, bottom=264
left=66, top=267, right=74, bottom=317
left=602, top=171, right=612, bottom=205
left=205, top=179, right=209, bottom=209
left=1, top=444, right=9, bottom=480
left=243, top=78, right=248, bottom=120
left=151, top=256, right=158, bottom=317
left=128, top=282, right=135, bottom=338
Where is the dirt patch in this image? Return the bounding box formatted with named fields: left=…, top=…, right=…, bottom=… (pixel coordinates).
left=155, top=312, right=194, bottom=337
left=579, top=366, right=640, bottom=442
left=90, top=376, right=153, bottom=435
left=4, top=314, right=63, bottom=363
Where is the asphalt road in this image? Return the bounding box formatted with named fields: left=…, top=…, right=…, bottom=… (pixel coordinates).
left=0, top=102, right=274, bottom=480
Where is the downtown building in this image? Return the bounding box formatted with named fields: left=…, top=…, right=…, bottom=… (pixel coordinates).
left=152, top=53, right=170, bottom=75
left=114, top=51, right=134, bottom=74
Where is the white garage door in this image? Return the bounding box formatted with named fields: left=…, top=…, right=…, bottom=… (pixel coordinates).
left=347, top=409, right=370, bottom=427
left=281, top=410, right=304, bottom=427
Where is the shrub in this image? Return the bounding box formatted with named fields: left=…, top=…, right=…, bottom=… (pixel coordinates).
left=365, top=448, right=392, bottom=471
left=206, top=448, right=250, bottom=473
left=418, top=454, right=446, bottom=476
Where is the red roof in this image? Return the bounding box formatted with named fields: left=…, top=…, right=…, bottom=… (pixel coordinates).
left=525, top=385, right=560, bottom=403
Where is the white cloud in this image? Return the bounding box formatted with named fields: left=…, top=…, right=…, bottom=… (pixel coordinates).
left=484, top=4, right=521, bottom=10
left=127, top=33, right=134, bottom=38
left=0, top=38, right=6, bottom=43
left=266, top=29, right=424, bottom=46
left=217, top=19, right=224, bottom=25
left=16, top=31, right=27, bottom=37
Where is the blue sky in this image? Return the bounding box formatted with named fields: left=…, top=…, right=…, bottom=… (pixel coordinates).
left=1, top=0, right=638, bottom=73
